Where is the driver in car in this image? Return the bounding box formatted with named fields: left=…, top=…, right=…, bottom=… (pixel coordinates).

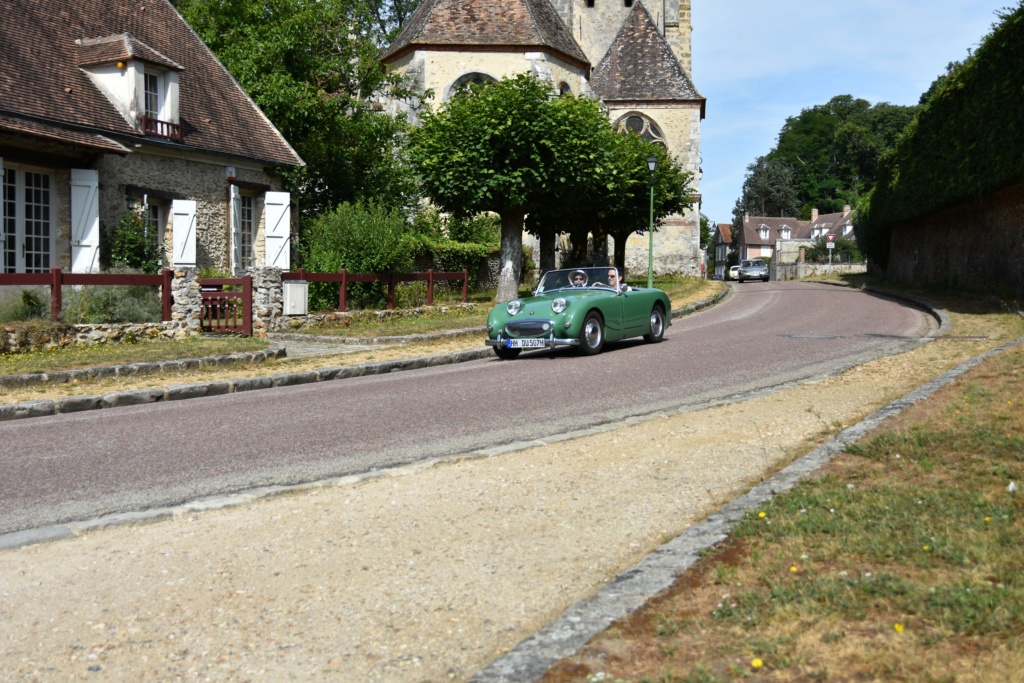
left=595, top=268, right=630, bottom=291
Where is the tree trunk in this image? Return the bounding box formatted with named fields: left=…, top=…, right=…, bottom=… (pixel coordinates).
left=612, top=233, right=628, bottom=278
left=568, top=227, right=589, bottom=266
left=592, top=225, right=609, bottom=265
left=539, top=229, right=557, bottom=275
left=496, top=209, right=525, bottom=302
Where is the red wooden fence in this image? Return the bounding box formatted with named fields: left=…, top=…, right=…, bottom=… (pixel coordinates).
left=282, top=268, right=468, bottom=312
left=0, top=268, right=173, bottom=322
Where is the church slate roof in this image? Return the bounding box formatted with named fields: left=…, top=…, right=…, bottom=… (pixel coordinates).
left=591, top=1, right=703, bottom=106
left=0, top=0, right=302, bottom=167
left=381, top=0, right=589, bottom=70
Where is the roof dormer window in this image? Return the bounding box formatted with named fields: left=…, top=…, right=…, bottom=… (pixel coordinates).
left=77, top=33, right=183, bottom=142
left=781, top=228, right=791, bottom=239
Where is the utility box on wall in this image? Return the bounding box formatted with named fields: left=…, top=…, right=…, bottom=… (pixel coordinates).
left=282, top=281, right=308, bottom=316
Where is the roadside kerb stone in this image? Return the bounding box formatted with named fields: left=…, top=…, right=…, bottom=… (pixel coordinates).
left=0, top=345, right=286, bottom=390
left=465, top=331, right=1024, bottom=683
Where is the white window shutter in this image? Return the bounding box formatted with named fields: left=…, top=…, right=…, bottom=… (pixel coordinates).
left=264, top=191, right=290, bottom=269
left=229, top=184, right=242, bottom=274
left=70, top=169, right=100, bottom=273
left=171, top=199, right=197, bottom=266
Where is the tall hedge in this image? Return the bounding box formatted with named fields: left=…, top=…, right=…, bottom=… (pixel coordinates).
left=859, top=2, right=1024, bottom=267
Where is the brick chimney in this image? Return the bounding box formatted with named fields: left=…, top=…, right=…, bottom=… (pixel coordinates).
left=810, top=208, right=818, bottom=221
left=743, top=212, right=749, bottom=225
left=842, top=204, right=851, bottom=214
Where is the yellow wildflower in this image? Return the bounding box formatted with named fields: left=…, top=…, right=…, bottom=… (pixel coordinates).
left=751, top=658, right=763, bottom=669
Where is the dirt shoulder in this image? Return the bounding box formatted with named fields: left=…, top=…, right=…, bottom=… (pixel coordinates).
left=0, top=293, right=1019, bottom=683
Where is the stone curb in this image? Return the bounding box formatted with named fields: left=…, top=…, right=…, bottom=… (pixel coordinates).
left=465, top=328, right=1024, bottom=683
left=0, top=346, right=495, bottom=423
left=0, top=345, right=287, bottom=390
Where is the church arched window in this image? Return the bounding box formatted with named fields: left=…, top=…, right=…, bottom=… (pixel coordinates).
left=446, top=72, right=497, bottom=99
left=558, top=81, right=572, bottom=97
left=615, top=113, right=666, bottom=147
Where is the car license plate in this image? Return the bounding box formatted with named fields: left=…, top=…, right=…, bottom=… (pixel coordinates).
left=507, top=338, right=546, bottom=349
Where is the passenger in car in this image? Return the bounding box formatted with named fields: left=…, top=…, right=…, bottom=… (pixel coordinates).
left=569, top=270, right=588, bottom=287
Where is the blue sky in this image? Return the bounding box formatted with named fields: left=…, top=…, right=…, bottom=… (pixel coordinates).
left=691, top=0, right=1012, bottom=224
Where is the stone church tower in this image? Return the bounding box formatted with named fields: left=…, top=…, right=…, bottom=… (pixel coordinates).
left=381, top=0, right=704, bottom=277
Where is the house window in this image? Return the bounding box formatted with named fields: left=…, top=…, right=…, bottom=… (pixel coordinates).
left=586, top=0, right=595, bottom=7
left=144, top=201, right=166, bottom=265
left=144, top=72, right=161, bottom=119
left=2, top=165, right=53, bottom=273
left=239, top=195, right=255, bottom=269
left=759, top=227, right=769, bottom=240
left=140, top=68, right=181, bottom=141
left=781, top=228, right=791, bottom=239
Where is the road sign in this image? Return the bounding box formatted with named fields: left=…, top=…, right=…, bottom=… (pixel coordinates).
left=826, top=241, right=836, bottom=249
left=826, top=233, right=836, bottom=243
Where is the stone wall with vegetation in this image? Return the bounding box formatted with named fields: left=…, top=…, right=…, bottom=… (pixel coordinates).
left=886, top=181, right=1024, bottom=299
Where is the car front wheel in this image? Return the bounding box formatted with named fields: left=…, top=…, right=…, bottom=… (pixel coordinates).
left=578, top=312, right=605, bottom=355
left=493, top=345, right=521, bottom=360
left=644, top=305, right=666, bottom=343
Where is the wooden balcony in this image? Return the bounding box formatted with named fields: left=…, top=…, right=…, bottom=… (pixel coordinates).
left=140, top=116, right=182, bottom=142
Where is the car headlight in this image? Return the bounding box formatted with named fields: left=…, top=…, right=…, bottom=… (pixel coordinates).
left=506, top=300, right=522, bottom=316
left=551, top=297, right=567, bottom=314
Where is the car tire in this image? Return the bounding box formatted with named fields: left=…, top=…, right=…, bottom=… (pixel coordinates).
left=738, top=277, right=744, bottom=283
left=643, top=305, right=666, bottom=343
left=493, top=345, right=521, bottom=361
left=578, top=311, right=605, bottom=356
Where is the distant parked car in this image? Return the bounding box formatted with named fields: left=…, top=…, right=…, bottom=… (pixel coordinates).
left=728, top=265, right=740, bottom=281
left=738, top=259, right=769, bottom=282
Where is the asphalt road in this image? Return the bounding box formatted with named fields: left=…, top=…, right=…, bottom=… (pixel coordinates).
left=0, top=282, right=933, bottom=534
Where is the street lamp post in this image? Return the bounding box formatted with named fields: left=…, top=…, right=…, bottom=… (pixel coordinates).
left=647, top=155, right=657, bottom=289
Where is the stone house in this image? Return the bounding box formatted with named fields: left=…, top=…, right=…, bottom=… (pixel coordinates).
left=380, top=0, right=704, bottom=278
left=712, top=222, right=734, bottom=280
left=0, top=0, right=304, bottom=277
left=734, top=214, right=810, bottom=263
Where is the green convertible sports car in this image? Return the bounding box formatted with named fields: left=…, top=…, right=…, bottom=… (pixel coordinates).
left=485, top=266, right=672, bottom=360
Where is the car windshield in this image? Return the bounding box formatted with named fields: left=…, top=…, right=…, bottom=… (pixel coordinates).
left=536, top=267, right=622, bottom=294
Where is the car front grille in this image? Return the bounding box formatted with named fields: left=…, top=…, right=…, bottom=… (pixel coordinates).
left=504, top=319, right=553, bottom=337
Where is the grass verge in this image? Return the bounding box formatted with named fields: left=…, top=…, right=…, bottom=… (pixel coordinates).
left=541, top=317, right=1024, bottom=682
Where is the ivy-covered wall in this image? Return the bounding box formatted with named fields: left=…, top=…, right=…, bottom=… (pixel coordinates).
left=859, top=3, right=1024, bottom=274
left=887, top=181, right=1024, bottom=298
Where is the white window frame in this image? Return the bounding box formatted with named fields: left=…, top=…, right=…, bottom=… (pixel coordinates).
left=2, top=162, right=56, bottom=274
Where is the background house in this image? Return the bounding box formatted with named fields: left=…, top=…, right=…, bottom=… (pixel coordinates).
left=734, top=214, right=810, bottom=263
left=381, top=0, right=705, bottom=277
left=0, top=0, right=303, bottom=276
left=713, top=222, right=733, bottom=279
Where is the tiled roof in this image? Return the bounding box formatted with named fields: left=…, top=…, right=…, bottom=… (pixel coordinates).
left=0, top=0, right=302, bottom=167
left=77, top=34, right=184, bottom=71
left=591, top=1, right=703, bottom=104
left=716, top=223, right=733, bottom=244
left=0, top=114, right=130, bottom=154
left=381, top=0, right=589, bottom=69
left=741, top=216, right=811, bottom=246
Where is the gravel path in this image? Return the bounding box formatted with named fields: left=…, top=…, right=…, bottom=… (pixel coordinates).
left=1, top=329, right=996, bottom=683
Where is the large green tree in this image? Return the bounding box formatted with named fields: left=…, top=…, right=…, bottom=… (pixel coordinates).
left=174, top=0, right=421, bottom=216
left=731, top=155, right=800, bottom=232
left=409, top=74, right=634, bottom=301
left=768, top=95, right=917, bottom=217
